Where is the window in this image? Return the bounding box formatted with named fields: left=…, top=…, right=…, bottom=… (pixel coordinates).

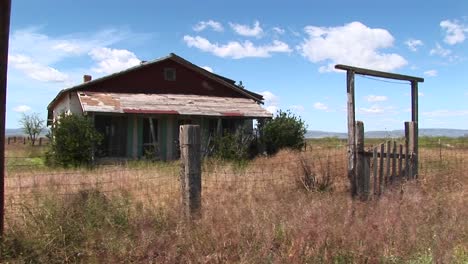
left=164, top=68, right=176, bottom=81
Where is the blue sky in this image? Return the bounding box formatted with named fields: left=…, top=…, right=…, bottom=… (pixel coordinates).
left=5, top=0, right=468, bottom=131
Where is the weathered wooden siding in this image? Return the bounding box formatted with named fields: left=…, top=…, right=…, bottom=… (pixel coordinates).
left=52, top=92, right=83, bottom=122
left=77, top=60, right=246, bottom=98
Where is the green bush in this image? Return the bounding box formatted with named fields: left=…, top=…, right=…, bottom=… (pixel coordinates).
left=261, top=110, right=307, bottom=155
left=46, top=114, right=102, bottom=167
left=211, top=130, right=253, bottom=161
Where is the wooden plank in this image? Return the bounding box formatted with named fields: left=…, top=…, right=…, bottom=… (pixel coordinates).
left=359, top=151, right=410, bottom=159
left=386, top=141, right=391, bottom=184
left=391, top=141, right=397, bottom=184
left=335, top=64, right=424, bottom=83
left=373, top=147, right=378, bottom=195
left=398, top=144, right=403, bottom=180
left=379, top=143, right=384, bottom=195
left=405, top=122, right=410, bottom=179
left=347, top=70, right=356, bottom=197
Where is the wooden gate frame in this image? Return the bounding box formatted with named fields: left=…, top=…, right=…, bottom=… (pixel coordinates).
left=335, top=64, right=424, bottom=198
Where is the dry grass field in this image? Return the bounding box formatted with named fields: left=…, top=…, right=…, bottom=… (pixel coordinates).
left=1, top=138, right=467, bottom=263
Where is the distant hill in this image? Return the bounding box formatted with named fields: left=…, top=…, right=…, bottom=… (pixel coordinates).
left=5, top=128, right=468, bottom=138
left=306, top=129, right=468, bottom=139
left=5, top=128, right=50, bottom=137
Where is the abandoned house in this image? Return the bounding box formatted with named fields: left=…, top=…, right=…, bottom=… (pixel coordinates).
left=47, top=53, right=272, bottom=160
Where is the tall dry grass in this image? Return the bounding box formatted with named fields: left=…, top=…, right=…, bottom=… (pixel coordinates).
left=1, top=142, right=468, bottom=263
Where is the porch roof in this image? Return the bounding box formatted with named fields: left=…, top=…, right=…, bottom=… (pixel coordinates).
left=78, top=92, right=272, bottom=118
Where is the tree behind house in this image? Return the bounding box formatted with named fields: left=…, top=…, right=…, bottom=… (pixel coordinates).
left=19, top=113, right=44, bottom=146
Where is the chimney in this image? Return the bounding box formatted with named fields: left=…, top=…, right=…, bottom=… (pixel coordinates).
left=83, top=75, right=92, bottom=83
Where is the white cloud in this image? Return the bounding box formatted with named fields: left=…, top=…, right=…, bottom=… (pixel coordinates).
left=298, top=21, right=407, bottom=72
left=13, top=105, right=32, bottom=113
left=272, top=27, right=285, bottom=35
left=423, top=109, right=468, bottom=117
left=9, top=27, right=133, bottom=65
left=313, top=102, right=328, bottom=111
left=430, top=43, right=452, bottom=57
left=8, top=54, right=69, bottom=82
left=201, top=66, right=214, bottom=72
left=260, top=91, right=279, bottom=114
left=89, top=47, right=141, bottom=74
left=365, top=95, right=388, bottom=102
left=289, top=105, right=305, bottom=112
left=8, top=27, right=145, bottom=83
left=440, top=19, right=467, bottom=45
left=229, top=21, right=263, bottom=37
left=183, top=35, right=291, bottom=59
left=359, top=105, right=385, bottom=114
left=424, top=70, right=437, bottom=77
left=418, top=92, right=424, bottom=97
left=405, top=39, right=423, bottom=51
left=193, top=20, right=224, bottom=32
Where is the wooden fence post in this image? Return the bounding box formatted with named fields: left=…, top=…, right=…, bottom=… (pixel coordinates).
left=408, top=122, right=417, bottom=179
left=355, top=121, right=368, bottom=199
left=404, top=122, right=410, bottom=179
left=39, top=137, right=42, bottom=146
left=179, top=125, right=201, bottom=220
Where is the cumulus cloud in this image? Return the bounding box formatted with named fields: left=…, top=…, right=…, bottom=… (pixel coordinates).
left=440, top=19, right=467, bottom=45
left=365, top=95, right=388, bottom=102
left=201, top=66, right=214, bottom=72
left=405, top=39, right=423, bottom=51
left=272, top=27, right=285, bottom=35
left=423, top=109, right=468, bottom=117
left=193, top=20, right=224, bottom=32
left=13, top=105, right=32, bottom=113
left=430, top=43, right=452, bottom=57
left=183, top=35, right=291, bottom=59
left=313, top=102, right=329, bottom=111
left=89, top=47, right=141, bottom=74
left=260, top=91, right=279, bottom=114
left=9, top=54, right=69, bottom=82
left=8, top=27, right=146, bottom=83
left=289, top=105, right=305, bottom=113
left=359, top=105, right=385, bottom=114
left=229, top=21, right=263, bottom=37
left=424, top=70, right=438, bottom=77
left=298, top=21, right=407, bottom=72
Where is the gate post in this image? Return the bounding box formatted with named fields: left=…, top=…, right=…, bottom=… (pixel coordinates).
left=179, top=125, right=202, bottom=220
left=355, top=121, right=368, bottom=199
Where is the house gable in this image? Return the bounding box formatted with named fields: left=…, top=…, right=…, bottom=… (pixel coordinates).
left=80, top=58, right=247, bottom=98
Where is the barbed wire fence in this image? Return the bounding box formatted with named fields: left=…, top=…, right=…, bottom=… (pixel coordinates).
left=3, top=130, right=467, bottom=224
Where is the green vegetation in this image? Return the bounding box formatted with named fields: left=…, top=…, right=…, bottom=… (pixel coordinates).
left=46, top=114, right=102, bottom=167
left=211, top=130, right=253, bottom=161
left=261, top=110, right=307, bottom=155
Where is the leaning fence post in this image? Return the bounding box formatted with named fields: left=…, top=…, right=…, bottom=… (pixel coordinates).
left=179, top=125, right=201, bottom=220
